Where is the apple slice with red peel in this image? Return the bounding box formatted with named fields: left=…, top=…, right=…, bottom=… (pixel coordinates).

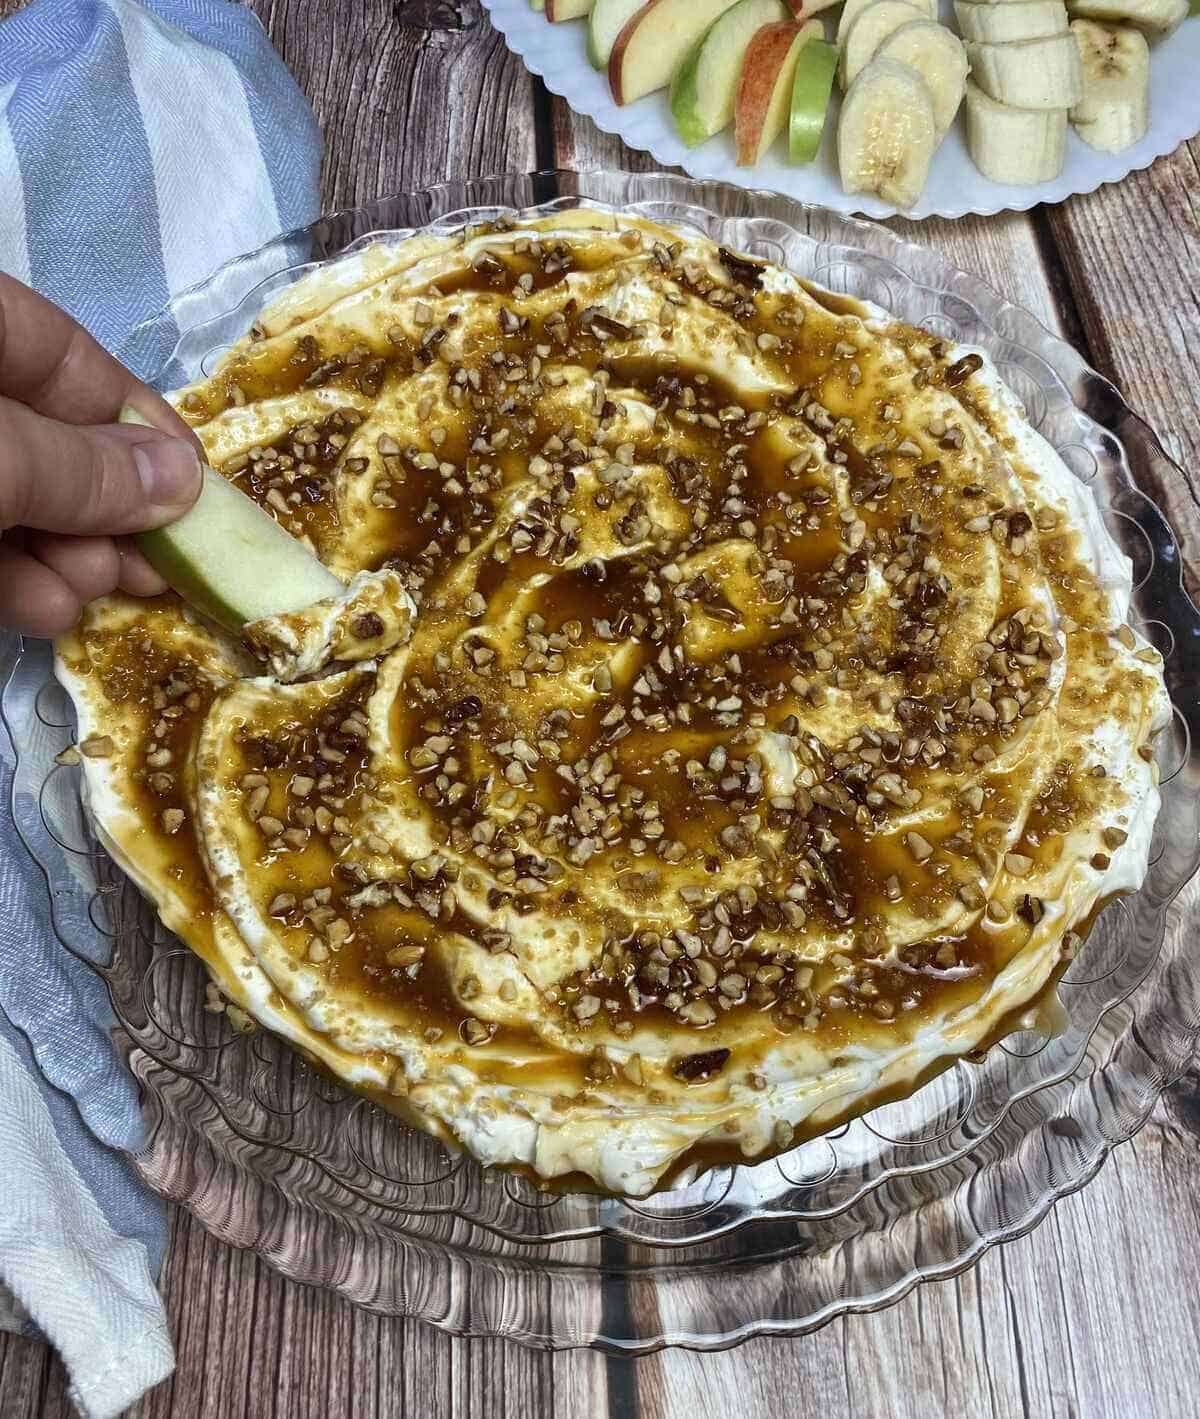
left=588, top=0, right=643, bottom=66
left=670, top=0, right=788, bottom=147
left=734, top=18, right=820, bottom=164
left=609, top=0, right=740, bottom=106
left=546, top=0, right=593, bottom=19
left=788, top=36, right=838, bottom=161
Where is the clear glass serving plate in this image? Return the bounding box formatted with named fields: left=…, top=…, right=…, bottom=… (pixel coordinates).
left=5, top=170, right=1198, bottom=1351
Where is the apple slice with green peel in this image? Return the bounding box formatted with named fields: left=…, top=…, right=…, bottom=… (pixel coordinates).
left=734, top=18, right=820, bottom=164
left=546, top=0, right=592, bottom=18
left=587, top=0, right=643, bottom=66
left=788, top=36, right=838, bottom=161
left=670, top=0, right=788, bottom=147
left=120, top=407, right=343, bottom=630
left=609, top=0, right=741, bottom=106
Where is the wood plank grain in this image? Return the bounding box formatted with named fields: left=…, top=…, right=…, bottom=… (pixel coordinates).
left=0, top=1, right=1198, bottom=1416
left=0, top=1201, right=614, bottom=1419
left=245, top=0, right=542, bottom=210
left=1046, top=139, right=1200, bottom=597
left=551, top=84, right=1200, bottom=1419
left=638, top=1049, right=1200, bottom=1419
left=0, top=0, right=542, bottom=210
left=0, top=1324, right=53, bottom=1416
left=0, top=3, right=569, bottom=1416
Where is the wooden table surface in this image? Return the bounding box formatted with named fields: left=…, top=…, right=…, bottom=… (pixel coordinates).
left=2, top=2, right=1198, bottom=1416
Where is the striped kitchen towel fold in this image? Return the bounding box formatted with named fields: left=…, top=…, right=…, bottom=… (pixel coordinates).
left=0, top=3, right=319, bottom=1415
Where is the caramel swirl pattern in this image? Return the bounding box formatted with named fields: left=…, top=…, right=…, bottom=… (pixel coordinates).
left=56, top=213, right=1168, bottom=1194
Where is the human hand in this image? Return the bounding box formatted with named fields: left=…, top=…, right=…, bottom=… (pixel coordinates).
left=0, top=273, right=202, bottom=637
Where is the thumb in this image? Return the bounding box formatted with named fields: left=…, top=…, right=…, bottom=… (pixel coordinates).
left=0, top=395, right=202, bottom=536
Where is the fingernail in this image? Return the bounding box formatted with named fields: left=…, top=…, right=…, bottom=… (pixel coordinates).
left=134, top=438, right=202, bottom=509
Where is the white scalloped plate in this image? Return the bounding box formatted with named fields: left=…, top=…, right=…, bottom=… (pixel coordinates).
left=482, top=0, right=1200, bottom=220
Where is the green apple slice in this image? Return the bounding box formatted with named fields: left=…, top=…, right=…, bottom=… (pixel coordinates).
left=788, top=37, right=838, bottom=162
left=670, top=0, right=788, bottom=147
left=120, top=407, right=343, bottom=630
left=587, top=0, right=644, bottom=67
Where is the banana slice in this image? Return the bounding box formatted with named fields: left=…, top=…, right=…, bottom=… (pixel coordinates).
left=954, top=0, right=1069, bottom=43
left=1067, top=0, right=1186, bottom=30
left=875, top=21, right=968, bottom=137
left=1070, top=19, right=1150, bottom=150
left=838, top=57, right=937, bottom=208
left=837, top=0, right=934, bottom=44
left=964, top=79, right=1068, bottom=183
left=966, top=33, right=1083, bottom=109
left=840, top=0, right=928, bottom=86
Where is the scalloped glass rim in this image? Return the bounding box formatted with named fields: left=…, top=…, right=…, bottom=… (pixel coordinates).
left=11, top=170, right=1199, bottom=1352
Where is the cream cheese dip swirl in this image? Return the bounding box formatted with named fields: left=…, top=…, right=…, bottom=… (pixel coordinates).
left=56, top=211, right=1169, bottom=1196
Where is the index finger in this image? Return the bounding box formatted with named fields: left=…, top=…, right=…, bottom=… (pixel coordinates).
left=0, top=272, right=193, bottom=438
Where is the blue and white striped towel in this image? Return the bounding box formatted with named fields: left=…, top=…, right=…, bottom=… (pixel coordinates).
left=0, top=3, right=319, bottom=1414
